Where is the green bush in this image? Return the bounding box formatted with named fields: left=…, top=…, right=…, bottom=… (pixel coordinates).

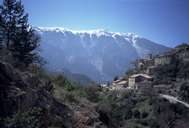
left=133, top=110, right=141, bottom=119
left=179, top=81, right=189, bottom=103
left=3, top=107, right=47, bottom=128
left=141, top=112, right=148, bottom=118
left=53, top=75, right=76, bottom=91
left=83, top=86, right=102, bottom=102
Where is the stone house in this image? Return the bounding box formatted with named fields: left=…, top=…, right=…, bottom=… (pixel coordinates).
left=174, top=44, right=189, bottom=61
left=128, top=74, right=153, bottom=89
left=100, top=83, right=108, bottom=87
left=137, top=61, right=145, bottom=69
left=144, top=54, right=153, bottom=60
left=116, top=80, right=127, bottom=87
left=154, top=54, right=172, bottom=66
left=136, top=58, right=154, bottom=70
left=146, top=66, right=157, bottom=75
left=177, top=49, right=189, bottom=62
left=111, top=79, right=128, bottom=90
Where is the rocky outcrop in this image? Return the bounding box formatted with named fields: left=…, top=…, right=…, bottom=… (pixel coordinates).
left=72, top=100, right=108, bottom=128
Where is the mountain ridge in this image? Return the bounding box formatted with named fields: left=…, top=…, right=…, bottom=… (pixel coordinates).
left=36, top=27, right=170, bottom=82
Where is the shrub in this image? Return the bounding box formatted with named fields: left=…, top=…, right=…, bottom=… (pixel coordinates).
left=53, top=75, right=76, bottom=92
left=141, top=112, right=148, bottom=118
left=3, top=107, right=47, bottom=128
left=133, top=110, right=141, bottom=119
left=84, top=85, right=102, bottom=102
left=179, top=81, right=189, bottom=103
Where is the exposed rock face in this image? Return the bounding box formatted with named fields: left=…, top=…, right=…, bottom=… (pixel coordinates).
left=72, top=100, right=109, bottom=128
left=0, top=61, right=73, bottom=128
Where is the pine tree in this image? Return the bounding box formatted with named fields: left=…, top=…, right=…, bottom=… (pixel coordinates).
left=0, top=16, right=4, bottom=48
left=0, top=0, right=40, bottom=66
left=12, top=26, right=40, bottom=66
left=0, top=0, right=17, bottom=49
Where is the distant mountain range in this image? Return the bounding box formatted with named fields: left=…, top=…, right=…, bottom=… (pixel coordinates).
left=36, top=27, right=170, bottom=82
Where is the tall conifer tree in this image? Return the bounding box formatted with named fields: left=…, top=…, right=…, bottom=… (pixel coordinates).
left=0, top=16, right=4, bottom=48
left=0, top=0, right=40, bottom=66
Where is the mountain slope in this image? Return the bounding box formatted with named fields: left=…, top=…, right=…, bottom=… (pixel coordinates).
left=36, top=27, right=169, bottom=82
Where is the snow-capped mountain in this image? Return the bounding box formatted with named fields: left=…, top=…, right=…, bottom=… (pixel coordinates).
left=36, top=27, right=169, bottom=82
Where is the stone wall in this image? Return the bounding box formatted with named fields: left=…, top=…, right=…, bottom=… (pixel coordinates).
left=155, top=56, right=172, bottom=66
left=128, top=77, right=135, bottom=89
left=178, top=51, right=189, bottom=62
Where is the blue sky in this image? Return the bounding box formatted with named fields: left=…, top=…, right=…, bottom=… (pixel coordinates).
left=1, top=0, right=189, bottom=47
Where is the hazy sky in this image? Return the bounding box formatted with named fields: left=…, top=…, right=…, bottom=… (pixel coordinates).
left=1, top=0, right=189, bottom=47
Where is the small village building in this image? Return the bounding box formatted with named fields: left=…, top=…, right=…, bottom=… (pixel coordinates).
left=138, top=62, right=145, bottom=69
left=136, top=57, right=154, bottom=70
left=144, top=54, right=153, bottom=60
left=154, top=54, right=172, bottom=66
left=144, top=59, right=154, bottom=67
left=172, top=44, right=189, bottom=62
left=111, top=79, right=128, bottom=90
left=100, top=83, right=108, bottom=87
left=115, top=80, right=127, bottom=87
left=128, top=74, right=153, bottom=89
left=146, top=66, right=156, bottom=75
left=177, top=49, right=189, bottom=62
left=112, top=79, right=121, bottom=85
